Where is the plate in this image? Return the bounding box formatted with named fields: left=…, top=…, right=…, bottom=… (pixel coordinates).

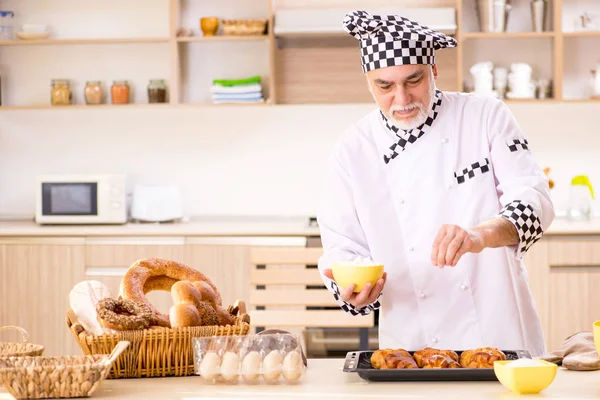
left=343, top=350, right=532, bottom=382
left=16, top=31, right=51, bottom=40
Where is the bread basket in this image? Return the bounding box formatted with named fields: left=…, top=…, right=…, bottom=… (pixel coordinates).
left=0, top=326, right=44, bottom=358
left=66, top=300, right=251, bottom=379
left=222, top=19, right=268, bottom=36
left=0, top=341, right=129, bottom=399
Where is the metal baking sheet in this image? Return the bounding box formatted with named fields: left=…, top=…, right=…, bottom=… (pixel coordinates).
left=343, top=350, right=532, bottom=382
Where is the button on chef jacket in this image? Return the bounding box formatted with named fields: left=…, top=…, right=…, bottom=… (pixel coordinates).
left=316, top=90, right=555, bottom=358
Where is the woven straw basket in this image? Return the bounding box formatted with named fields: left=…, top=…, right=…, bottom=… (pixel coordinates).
left=66, top=300, right=251, bottom=379
left=0, top=341, right=129, bottom=399
left=222, top=19, right=267, bottom=36
left=0, top=326, right=44, bottom=358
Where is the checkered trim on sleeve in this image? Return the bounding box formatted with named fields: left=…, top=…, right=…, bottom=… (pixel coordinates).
left=329, top=279, right=381, bottom=316
left=383, top=89, right=443, bottom=164
left=498, top=200, right=544, bottom=254
left=454, top=158, right=490, bottom=184
left=507, top=139, right=529, bottom=152
left=343, top=10, right=458, bottom=72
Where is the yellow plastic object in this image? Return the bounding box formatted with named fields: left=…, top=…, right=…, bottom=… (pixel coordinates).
left=331, top=262, right=384, bottom=293
left=593, top=321, right=600, bottom=355
left=572, top=175, right=595, bottom=199
left=494, top=359, right=558, bottom=395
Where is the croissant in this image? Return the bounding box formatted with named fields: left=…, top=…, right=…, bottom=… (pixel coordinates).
left=414, top=347, right=459, bottom=367
left=460, top=347, right=506, bottom=368
left=371, top=348, right=395, bottom=369
left=383, top=352, right=418, bottom=369
left=421, top=354, right=462, bottom=369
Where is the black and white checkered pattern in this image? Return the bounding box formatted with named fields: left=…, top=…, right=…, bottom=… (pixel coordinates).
left=498, top=200, right=544, bottom=254
left=344, top=10, right=458, bottom=72
left=329, top=279, right=381, bottom=316
left=507, top=139, right=529, bottom=152
left=454, top=158, right=491, bottom=184
left=383, top=89, right=443, bottom=164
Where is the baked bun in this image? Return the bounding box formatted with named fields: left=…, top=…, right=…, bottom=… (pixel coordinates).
left=197, top=301, right=219, bottom=326
left=169, top=304, right=201, bottom=328
left=460, top=347, right=506, bottom=368
left=171, top=280, right=202, bottom=306
left=192, top=281, right=218, bottom=309
left=414, top=347, right=459, bottom=367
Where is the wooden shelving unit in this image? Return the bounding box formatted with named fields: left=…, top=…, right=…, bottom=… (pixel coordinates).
left=1, top=0, right=599, bottom=109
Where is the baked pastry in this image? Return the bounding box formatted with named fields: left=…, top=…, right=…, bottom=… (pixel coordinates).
left=460, top=347, right=506, bottom=368
left=96, top=298, right=155, bottom=330
left=420, top=354, right=461, bottom=369
left=414, top=347, right=459, bottom=367
left=192, top=281, right=218, bottom=309
left=169, top=303, right=202, bottom=328
left=119, top=257, right=222, bottom=327
left=371, top=349, right=417, bottom=369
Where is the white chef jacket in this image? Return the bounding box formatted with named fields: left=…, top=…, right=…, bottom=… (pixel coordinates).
left=317, top=90, right=555, bottom=357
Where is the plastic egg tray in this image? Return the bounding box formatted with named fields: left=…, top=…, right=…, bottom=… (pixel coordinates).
left=192, top=333, right=306, bottom=384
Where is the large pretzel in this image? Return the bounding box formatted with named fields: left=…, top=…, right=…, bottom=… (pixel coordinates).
left=119, top=257, right=223, bottom=327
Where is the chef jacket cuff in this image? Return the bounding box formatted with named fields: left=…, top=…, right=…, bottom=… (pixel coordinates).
left=497, top=200, right=544, bottom=260
left=326, top=277, right=382, bottom=316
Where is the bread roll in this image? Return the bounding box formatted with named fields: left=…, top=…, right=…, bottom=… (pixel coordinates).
left=192, top=281, right=218, bottom=309
left=170, top=304, right=202, bottom=328
left=171, top=280, right=202, bottom=306
left=215, top=306, right=235, bottom=326
left=197, top=301, right=219, bottom=326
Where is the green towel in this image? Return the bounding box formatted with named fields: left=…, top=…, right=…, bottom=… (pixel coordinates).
left=212, top=76, right=261, bottom=87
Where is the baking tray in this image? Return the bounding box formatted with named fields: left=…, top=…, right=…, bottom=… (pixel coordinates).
left=343, top=350, right=531, bottom=382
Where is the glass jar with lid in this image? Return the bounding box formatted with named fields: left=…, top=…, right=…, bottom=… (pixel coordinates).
left=51, top=79, right=72, bottom=105
left=111, top=80, right=130, bottom=104
left=147, top=79, right=167, bottom=103
left=84, top=81, right=103, bottom=105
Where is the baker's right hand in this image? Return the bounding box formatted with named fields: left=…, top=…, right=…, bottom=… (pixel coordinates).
left=323, top=269, right=387, bottom=309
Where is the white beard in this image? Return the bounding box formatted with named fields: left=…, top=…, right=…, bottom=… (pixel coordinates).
left=376, top=68, right=437, bottom=131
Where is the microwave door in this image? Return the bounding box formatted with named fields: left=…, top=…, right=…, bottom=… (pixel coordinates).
left=42, top=182, right=98, bottom=216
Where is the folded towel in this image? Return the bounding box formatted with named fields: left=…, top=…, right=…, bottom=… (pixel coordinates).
left=212, top=97, right=265, bottom=104
left=210, top=83, right=262, bottom=94
left=212, top=76, right=261, bottom=87
left=539, top=331, right=600, bottom=371
left=213, top=92, right=262, bottom=100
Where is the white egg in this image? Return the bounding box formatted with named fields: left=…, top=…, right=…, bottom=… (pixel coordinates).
left=282, top=351, right=304, bottom=381
left=262, top=350, right=283, bottom=382
left=241, top=351, right=262, bottom=382
left=220, top=351, right=241, bottom=381
left=199, top=352, right=221, bottom=381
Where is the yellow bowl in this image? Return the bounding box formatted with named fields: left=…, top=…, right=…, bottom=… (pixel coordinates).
left=331, top=262, right=384, bottom=293
left=593, top=321, right=600, bottom=355
left=494, top=359, right=558, bottom=395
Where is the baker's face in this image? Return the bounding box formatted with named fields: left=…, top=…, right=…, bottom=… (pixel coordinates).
left=367, top=64, right=438, bottom=131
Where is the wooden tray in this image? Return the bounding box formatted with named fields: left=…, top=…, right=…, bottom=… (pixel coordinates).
left=343, top=350, right=531, bottom=382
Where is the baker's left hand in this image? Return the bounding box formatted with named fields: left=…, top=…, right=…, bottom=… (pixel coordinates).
left=431, top=224, right=485, bottom=267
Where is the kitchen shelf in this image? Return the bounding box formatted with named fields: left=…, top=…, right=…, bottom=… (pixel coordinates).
left=562, top=31, right=600, bottom=37
left=504, top=99, right=559, bottom=103
left=0, top=38, right=170, bottom=46
left=0, top=104, right=172, bottom=111
left=461, top=32, right=556, bottom=39
left=177, top=35, right=269, bottom=42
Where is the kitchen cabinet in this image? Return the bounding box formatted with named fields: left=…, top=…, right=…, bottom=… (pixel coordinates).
left=0, top=238, right=85, bottom=357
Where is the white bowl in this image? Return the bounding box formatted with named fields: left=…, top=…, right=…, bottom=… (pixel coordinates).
left=16, top=31, right=51, bottom=40
left=21, top=24, right=48, bottom=33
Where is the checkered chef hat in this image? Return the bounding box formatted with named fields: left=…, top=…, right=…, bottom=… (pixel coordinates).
left=343, top=10, right=458, bottom=73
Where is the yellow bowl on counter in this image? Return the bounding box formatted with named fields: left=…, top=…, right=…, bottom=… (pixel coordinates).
left=494, top=359, right=557, bottom=395
left=331, top=262, right=384, bottom=293
left=593, top=321, right=600, bottom=355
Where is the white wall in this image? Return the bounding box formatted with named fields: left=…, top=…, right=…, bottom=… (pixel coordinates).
left=1, top=101, right=600, bottom=218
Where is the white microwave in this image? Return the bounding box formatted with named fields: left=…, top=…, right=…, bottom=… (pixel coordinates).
left=35, top=174, right=128, bottom=225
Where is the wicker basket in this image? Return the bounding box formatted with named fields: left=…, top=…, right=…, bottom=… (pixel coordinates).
left=65, top=300, right=251, bottom=379
left=0, top=341, right=129, bottom=399
left=222, top=19, right=268, bottom=36
left=0, top=326, right=44, bottom=358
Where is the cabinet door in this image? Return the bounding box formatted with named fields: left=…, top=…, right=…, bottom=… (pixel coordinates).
left=546, top=237, right=600, bottom=351
left=84, top=237, right=186, bottom=317
left=0, top=238, right=85, bottom=357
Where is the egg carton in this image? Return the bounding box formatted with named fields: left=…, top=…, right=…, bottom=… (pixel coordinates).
left=192, top=333, right=305, bottom=384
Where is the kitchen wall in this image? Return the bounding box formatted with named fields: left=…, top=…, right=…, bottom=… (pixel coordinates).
left=1, top=101, right=599, bottom=218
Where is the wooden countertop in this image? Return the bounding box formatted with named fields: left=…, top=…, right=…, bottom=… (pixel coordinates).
left=2, top=359, right=596, bottom=400
left=0, top=217, right=599, bottom=237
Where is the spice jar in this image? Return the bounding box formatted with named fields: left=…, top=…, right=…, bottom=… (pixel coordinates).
left=51, top=79, right=72, bottom=105
left=147, top=79, right=167, bottom=103
left=84, top=81, right=103, bottom=105
left=111, top=80, right=130, bottom=104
